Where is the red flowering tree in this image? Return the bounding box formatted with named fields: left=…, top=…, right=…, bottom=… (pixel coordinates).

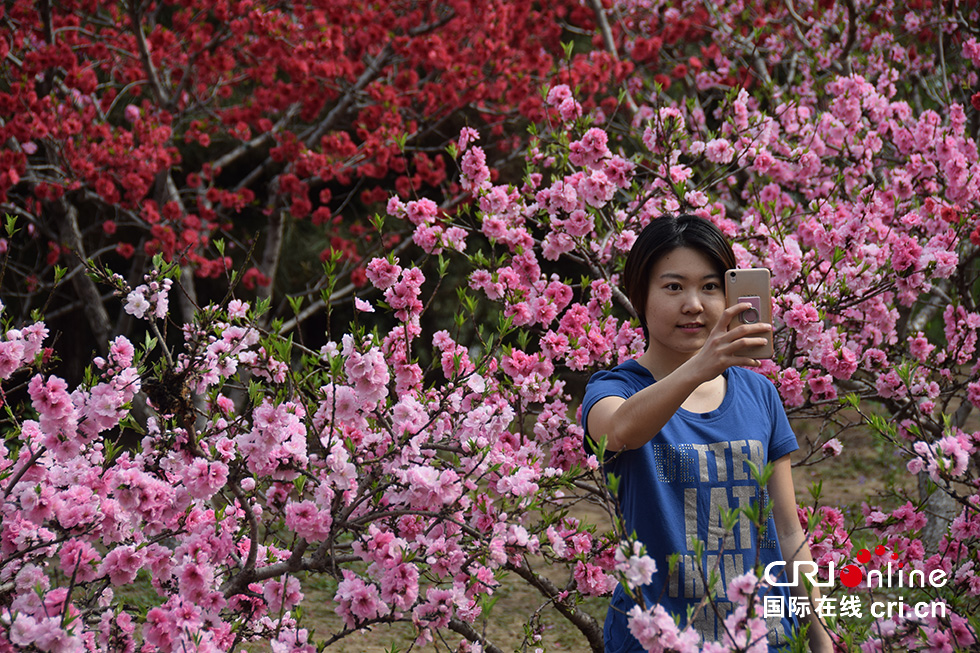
left=0, top=0, right=630, bottom=363
left=4, top=0, right=980, bottom=652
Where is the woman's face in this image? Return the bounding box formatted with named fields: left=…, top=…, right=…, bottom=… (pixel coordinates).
left=643, top=246, right=726, bottom=364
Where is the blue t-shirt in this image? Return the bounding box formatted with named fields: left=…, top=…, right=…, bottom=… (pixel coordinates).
left=582, top=360, right=799, bottom=653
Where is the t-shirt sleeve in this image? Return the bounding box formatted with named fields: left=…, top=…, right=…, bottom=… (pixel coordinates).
left=580, top=365, right=639, bottom=440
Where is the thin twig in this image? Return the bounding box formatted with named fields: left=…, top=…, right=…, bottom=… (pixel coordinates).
left=128, top=0, right=169, bottom=106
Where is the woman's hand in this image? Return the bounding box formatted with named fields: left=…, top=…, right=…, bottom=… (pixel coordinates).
left=684, top=302, right=773, bottom=381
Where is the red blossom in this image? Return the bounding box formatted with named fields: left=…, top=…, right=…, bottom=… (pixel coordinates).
left=241, top=267, right=270, bottom=290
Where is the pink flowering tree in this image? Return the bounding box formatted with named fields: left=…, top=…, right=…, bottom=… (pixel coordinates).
left=6, top=1, right=980, bottom=652
left=0, top=246, right=628, bottom=651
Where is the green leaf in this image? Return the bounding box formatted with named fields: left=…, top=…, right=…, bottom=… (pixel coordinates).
left=808, top=480, right=823, bottom=503
left=746, top=459, right=774, bottom=486
left=606, top=470, right=620, bottom=495
left=254, top=297, right=271, bottom=318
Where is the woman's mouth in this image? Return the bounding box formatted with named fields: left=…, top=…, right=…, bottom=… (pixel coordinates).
left=678, top=323, right=704, bottom=331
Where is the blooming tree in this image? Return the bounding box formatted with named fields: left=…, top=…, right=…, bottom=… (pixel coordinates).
left=0, top=0, right=628, bottom=359
left=4, top=0, right=980, bottom=651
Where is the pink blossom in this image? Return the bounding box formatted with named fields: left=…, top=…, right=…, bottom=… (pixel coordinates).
left=354, top=297, right=374, bottom=312
left=568, top=128, right=610, bottom=168
left=768, top=237, right=803, bottom=285
left=0, top=338, right=26, bottom=379
left=783, top=301, right=819, bottom=329
left=263, top=575, right=303, bottom=613
left=704, top=138, right=735, bottom=163
left=614, top=229, right=637, bottom=252
left=271, top=627, right=316, bottom=653
left=335, top=571, right=389, bottom=627
left=177, top=561, right=215, bottom=604
left=891, top=234, right=923, bottom=271
left=778, top=367, right=805, bottom=407
left=457, top=126, right=479, bottom=152
left=579, top=169, right=616, bottom=208
left=100, top=546, right=144, bottom=585
left=820, top=343, right=858, bottom=380
left=461, top=146, right=491, bottom=192
left=227, top=299, right=249, bottom=319
left=557, top=97, right=582, bottom=122
left=822, top=438, right=843, bottom=457
left=406, top=198, right=438, bottom=226
left=184, top=459, right=229, bottom=500
left=720, top=604, right=769, bottom=653
left=496, top=466, right=539, bottom=496
left=366, top=257, right=401, bottom=289
left=876, top=370, right=904, bottom=399
left=59, top=540, right=102, bottom=583
left=397, top=466, right=461, bottom=509
left=545, top=84, right=572, bottom=107
left=564, top=209, right=594, bottom=237
left=573, top=560, right=616, bottom=596
left=380, top=562, right=420, bottom=611
left=627, top=604, right=700, bottom=652
left=726, top=571, right=760, bottom=605
left=614, top=542, right=657, bottom=588
left=55, top=484, right=99, bottom=529
left=808, top=373, right=837, bottom=401
left=968, top=381, right=980, bottom=409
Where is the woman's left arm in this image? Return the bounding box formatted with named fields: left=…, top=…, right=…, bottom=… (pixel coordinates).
left=769, top=454, right=836, bottom=653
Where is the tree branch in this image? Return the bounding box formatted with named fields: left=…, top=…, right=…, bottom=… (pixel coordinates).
left=447, top=617, right=507, bottom=653
left=222, top=481, right=260, bottom=597
left=301, top=43, right=394, bottom=149
left=505, top=560, right=604, bottom=653
left=215, top=104, right=300, bottom=174
left=838, top=0, right=858, bottom=74
left=256, top=208, right=284, bottom=307
left=587, top=0, right=638, bottom=115
left=158, top=172, right=199, bottom=325
left=56, top=198, right=112, bottom=355
left=128, top=0, right=169, bottom=106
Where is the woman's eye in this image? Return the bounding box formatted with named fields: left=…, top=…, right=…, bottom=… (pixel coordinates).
left=704, top=282, right=720, bottom=291
left=665, top=283, right=682, bottom=291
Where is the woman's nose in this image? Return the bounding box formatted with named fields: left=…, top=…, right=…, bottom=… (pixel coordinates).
left=682, top=293, right=703, bottom=313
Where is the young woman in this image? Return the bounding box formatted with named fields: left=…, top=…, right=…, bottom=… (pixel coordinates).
left=582, top=215, right=833, bottom=652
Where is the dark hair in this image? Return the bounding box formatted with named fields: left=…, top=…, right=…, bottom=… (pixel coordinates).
left=622, top=214, right=737, bottom=344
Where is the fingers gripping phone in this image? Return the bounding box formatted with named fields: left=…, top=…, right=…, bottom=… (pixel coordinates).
left=724, top=268, right=773, bottom=359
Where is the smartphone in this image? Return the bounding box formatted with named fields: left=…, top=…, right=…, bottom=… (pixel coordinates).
left=724, top=268, right=773, bottom=359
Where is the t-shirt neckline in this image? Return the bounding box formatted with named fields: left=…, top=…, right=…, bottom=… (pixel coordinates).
left=622, top=358, right=735, bottom=420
